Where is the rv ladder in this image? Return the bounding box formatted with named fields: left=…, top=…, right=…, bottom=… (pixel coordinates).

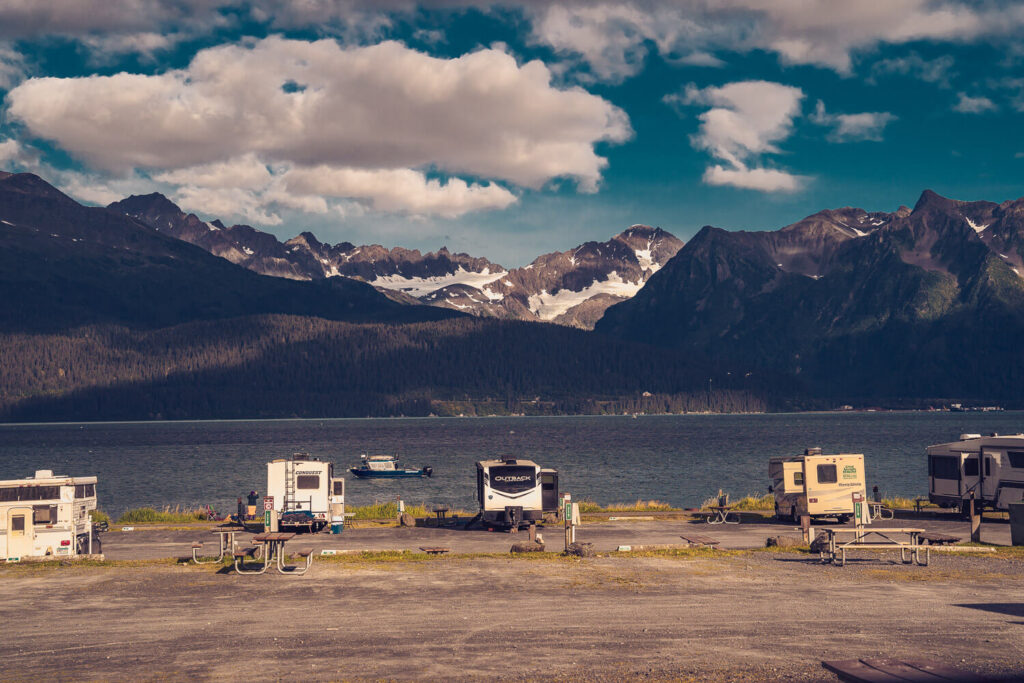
left=284, top=460, right=296, bottom=512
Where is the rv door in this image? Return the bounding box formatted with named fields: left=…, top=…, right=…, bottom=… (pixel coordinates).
left=962, top=453, right=980, bottom=500
left=7, top=507, right=33, bottom=559
left=540, top=471, right=559, bottom=513
left=929, top=454, right=961, bottom=499
left=981, top=450, right=999, bottom=502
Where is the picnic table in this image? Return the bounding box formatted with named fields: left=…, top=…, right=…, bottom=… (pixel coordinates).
left=705, top=505, right=740, bottom=525
left=823, top=658, right=990, bottom=682
left=868, top=502, right=894, bottom=520
left=433, top=506, right=451, bottom=525
left=819, top=527, right=928, bottom=566
left=234, top=532, right=299, bottom=575
left=192, top=526, right=241, bottom=564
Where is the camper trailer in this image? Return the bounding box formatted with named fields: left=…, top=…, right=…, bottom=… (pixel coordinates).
left=769, top=449, right=866, bottom=522
left=266, top=453, right=345, bottom=533
left=0, top=470, right=98, bottom=562
left=475, top=457, right=558, bottom=528
left=928, top=433, right=1024, bottom=511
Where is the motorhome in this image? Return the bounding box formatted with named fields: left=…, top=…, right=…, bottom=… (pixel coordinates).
left=768, top=449, right=867, bottom=522
left=266, top=453, right=345, bottom=533
left=0, top=470, right=98, bottom=562
left=927, top=433, right=1024, bottom=511
left=475, top=457, right=558, bottom=528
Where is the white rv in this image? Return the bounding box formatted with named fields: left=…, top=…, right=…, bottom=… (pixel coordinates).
left=475, top=457, right=559, bottom=528
left=0, top=470, right=98, bottom=562
left=769, top=449, right=867, bottom=523
left=928, top=433, right=1024, bottom=511
left=266, top=453, right=345, bottom=533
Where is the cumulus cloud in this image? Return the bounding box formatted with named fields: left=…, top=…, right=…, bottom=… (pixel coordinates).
left=952, top=92, right=997, bottom=113
left=0, top=43, right=26, bottom=90
left=5, top=37, right=629, bottom=218
left=527, top=1, right=1024, bottom=79
left=668, top=80, right=806, bottom=193
left=811, top=101, right=896, bottom=142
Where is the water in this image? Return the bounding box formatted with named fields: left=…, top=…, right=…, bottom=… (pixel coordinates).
left=0, top=413, right=1020, bottom=516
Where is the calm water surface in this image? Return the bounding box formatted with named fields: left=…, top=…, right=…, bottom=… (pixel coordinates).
left=1, top=413, right=1021, bottom=516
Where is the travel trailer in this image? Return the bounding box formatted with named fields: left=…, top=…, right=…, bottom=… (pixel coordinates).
left=266, top=453, right=345, bottom=533
left=768, top=449, right=867, bottom=522
left=927, top=433, right=1024, bottom=511
left=475, top=457, right=559, bottom=528
left=0, top=470, right=98, bottom=562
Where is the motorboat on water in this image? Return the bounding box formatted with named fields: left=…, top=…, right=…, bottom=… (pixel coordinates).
left=349, top=454, right=433, bottom=478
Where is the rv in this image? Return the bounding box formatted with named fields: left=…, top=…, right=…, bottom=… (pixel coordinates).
left=0, top=470, right=98, bottom=562
left=266, top=453, right=345, bottom=533
left=928, top=433, right=1024, bottom=512
left=768, top=449, right=867, bottom=522
left=475, top=457, right=558, bottom=528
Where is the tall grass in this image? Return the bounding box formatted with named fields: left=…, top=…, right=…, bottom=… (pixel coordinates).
left=347, top=501, right=431, bottom=519
left=116, top=506, right=210, bottom=524
left=89, top=509, right=111, bottom=525
left=700, top=493, right=774, bottom=511
left=576, top=499, right=679, bottom=513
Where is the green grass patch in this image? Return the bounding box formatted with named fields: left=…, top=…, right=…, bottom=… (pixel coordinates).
left=576, top=499, right=679, bottom=513
left=346, top=501, right=431, bottom=520
left=89, top=509, right=112, bottom=525
left=700, top=493, right=774, bottom=511
left=116, top=506, right=210, bottom=524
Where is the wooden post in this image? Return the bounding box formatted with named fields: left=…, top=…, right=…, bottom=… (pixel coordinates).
left=528, top=522, right=537, bottom=542
left=800, top=514, right=811, bottom=544
left=969, top=490, right=981, bottom=542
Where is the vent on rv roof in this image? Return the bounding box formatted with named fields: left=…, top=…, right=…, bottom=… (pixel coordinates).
left=804, top=448, right=822, bottom=456
left=34, top=470, right=54, bottom=478
left=959, top=434, right=981, bottom=440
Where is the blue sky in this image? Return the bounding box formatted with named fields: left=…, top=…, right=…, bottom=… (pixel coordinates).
left=0, top=1, right=1022, bottom=266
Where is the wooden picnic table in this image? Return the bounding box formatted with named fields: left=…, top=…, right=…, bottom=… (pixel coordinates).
left=822, top=658, right=990, bottom=682
left=705, top=505, right=740, bottom=525
left=820, top=527, right=928, bottom=567
left=867, top=501, right=894, bottom=520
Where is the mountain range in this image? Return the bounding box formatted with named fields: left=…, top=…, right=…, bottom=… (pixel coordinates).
left=597, top=190, right=1024, bottom=401
left=108, top=193, right=683, bottom=329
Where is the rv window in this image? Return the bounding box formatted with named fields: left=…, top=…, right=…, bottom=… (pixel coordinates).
left=332, top=480, right=344, bottom=495
left=33, top=505, right=56, bottom=524
left=930, top=456, right=960, bottom=480
left=793, top=472, right=804, bottom=486
left=11, top=515, right=24, bottom=532
left=74, top=484, right=96, bottom=498
left=963, top=459, right=979, bottom=477
left=816, top=465, right=837, bottom=484
left=1008, top=452, right=1024, bottom=468
left=0, top=486, right=60, bottom=502
left=296, top=475, right=319, bottom=490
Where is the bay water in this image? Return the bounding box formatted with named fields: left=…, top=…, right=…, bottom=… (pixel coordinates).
left=1, top=412, right=1020, bottom=517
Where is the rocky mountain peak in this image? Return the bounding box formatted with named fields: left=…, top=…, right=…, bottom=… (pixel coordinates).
left=110, top=192, right=182, bottom=217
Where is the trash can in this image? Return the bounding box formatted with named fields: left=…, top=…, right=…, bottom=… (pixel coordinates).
left=330, top=521, right=344, bottom=534
left=1010, top=503, right=1024, bottom=546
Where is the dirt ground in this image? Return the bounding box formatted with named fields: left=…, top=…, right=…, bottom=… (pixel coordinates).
left=2, top=546, right=1023, bottom=681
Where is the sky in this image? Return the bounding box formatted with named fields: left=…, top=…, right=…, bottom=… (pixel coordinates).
left=0, top=1, right=1023, bottom=266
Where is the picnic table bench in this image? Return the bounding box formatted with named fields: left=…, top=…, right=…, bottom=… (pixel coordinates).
left=823, top=658, right=990, bottom=682
left=820, top=528, right=929, bottom=566
left=234, top=532, right=312, bottom=576
left=868, top=502, right=894, bottom=520
left=679, top=534, right=720, bottom=548
left=419, top=547, right=450, bottom=555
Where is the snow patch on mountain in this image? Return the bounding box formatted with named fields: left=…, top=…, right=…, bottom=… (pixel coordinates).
left=965, top=216, right=991, bottom=233
left=371, top=267, right=508, bottom=297
left=634, top=245, right=656, bottom=272
left=527, top=272, right=642, bottom=321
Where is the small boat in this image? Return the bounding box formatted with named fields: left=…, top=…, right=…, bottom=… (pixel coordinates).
left=349, top=454, right=433, bottom=478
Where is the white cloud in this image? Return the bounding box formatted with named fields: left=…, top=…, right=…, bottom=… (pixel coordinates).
left=669, top=80, right=806, bottom=193
left=153, top=155, right=273, bottom=191
left=0, top=43, right=26, bottom=90
left=283, top=166, right=518, bottom=218
left=6, top=38, right=629, bottom=192
left=173, top=186, right=284, bottom=226
left=870, top=52, right=955, bottom=85
left=702, top=165, right=805, bottom=192
left=811, top=101, right=896, bottom=142
left=952, top=92, right=997, bottom=114
left=527, top=1, right=1024, bottom=79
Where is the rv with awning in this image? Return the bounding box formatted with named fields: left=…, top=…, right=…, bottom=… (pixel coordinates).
left=0, top=470, right=98, bottom=562
left=475, top=457, right=558, bottom=528
left=768, top=449, right=867, bottom=523
left=928, top=433, right=1024, bottom=512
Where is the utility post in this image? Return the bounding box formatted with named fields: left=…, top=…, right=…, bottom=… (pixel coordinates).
left=969, top=489, right=981, bottom=542
left=563, top=493, right=572, bottom=552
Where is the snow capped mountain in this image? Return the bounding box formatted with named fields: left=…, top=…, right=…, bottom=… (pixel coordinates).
left=108, top=193, right=684, bottom=329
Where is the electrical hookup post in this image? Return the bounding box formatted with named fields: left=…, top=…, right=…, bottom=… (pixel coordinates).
left=562, top=493, right=579, bottom=551
left=263, top=495, right=278, bottom=533
left=852, top=490, right=871, bottom=541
